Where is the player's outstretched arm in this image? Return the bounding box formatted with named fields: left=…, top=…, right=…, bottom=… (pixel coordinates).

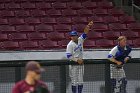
left=84, top=21, right=93, bottom=34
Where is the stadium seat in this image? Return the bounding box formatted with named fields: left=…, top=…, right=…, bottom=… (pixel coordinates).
left=58, top=40, right=69, bottom=48
left=92, top=23, right=108, bottom=32
left=72, top=17, right=88, bottom=24
left=87, top=31, right=102, bottom=39
left=109, top=8, right=125, bottom=17
left=97, top=1, right=113, bottom=9
left=0, top=34, right=9, bottom=41
left=19, top=41, right=39, bottom=49
left=0, top=0, right=11, bottom=3
left=35, top=24, right=53, bottom=32
left=39, top=40, right=59, bottom=49
left=52, top=2, right=67, bottom=9
left=56, top=17, right=72, bottom=24
left=10, top=33, right=27, bottom=40
left=88, top=16, right=104, bottom=23
left=84, top=40, right=96, bottom=48
left=2, top=41, right=20, bottom=50
left=27, top=33, right=46, bottom=40
left=0, top=10, right=15, bottom=17
left=16, top=25, right=35, bottom=32
left=30, top=9, right=46, bottom=17
left=103, top=31, right=120, bottom=39
left=5, top=3, right=21, bottom=9
left=133, top=39, right=140, bottom=47
left=21, top=2, right=36, bottom=9
left=96, top=39, right=114, bottom=48
left=47, top=9, right=62, bottom=17
left=82, top=1, right=97, bottom=9
left=103, top=16, right=119, bottom=23
left=36, top=2, right=52, bottom=9
left=119, top=15, right=136, bottom=24
left=121, top=31, right=139, bottom=39
left=48, top=32, right=65, bottom=41
left=9, top=18, right=25, bottom=25
left=41, top=17, right=57, bottom=24
left=0, top=18, right=8, bottom=25
left=109, top=23, right=128, bottom=31
left=72, top=24, right=86, bottom=32
left=77, top=9, right=93, bottom=16
left=93, top=8, right=108, bottom=16
left=62, top=9, right=77, bottom=16
left=15, top=10, right=30, bottom=17
left=54, top=24, right=71, bottom=32
left=127, top=23, right=140, bottom=31
left=25, top=17, right=41, bottom=25
left=67, top=2, right=83, bottom=9
left=0, top=3, right=5, bottom=10
left=0, top=25, right=16, bottom=33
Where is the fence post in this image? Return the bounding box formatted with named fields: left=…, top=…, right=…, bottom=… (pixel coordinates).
left=60, top=65, right=66, bottom=93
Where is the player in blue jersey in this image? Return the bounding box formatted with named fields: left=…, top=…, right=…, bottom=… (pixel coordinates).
left=108, top=36, right=132, bottom=93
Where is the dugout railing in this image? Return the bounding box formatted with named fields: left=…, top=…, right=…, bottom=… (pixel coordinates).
left=0, top=59, right=140, bottom=93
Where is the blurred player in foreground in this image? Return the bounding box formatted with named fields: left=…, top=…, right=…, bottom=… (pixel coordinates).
left=66, top=21, right=93, bottom=93
left=12, top=61, right=50, bottom=93
left=108, top=36, right=132, bottom=93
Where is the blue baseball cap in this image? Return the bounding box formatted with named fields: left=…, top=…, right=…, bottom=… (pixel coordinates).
left=69, top=31, right=78, bottom=36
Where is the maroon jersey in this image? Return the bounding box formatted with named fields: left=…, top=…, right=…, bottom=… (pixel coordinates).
left=12, top=80, right=49, bottom=93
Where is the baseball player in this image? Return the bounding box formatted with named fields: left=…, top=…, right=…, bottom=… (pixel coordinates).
left=12, top=61, right=50, bottom=93
left=66, top=21, right=93, bottom=93
left=108, top=36, right=132, bottom=93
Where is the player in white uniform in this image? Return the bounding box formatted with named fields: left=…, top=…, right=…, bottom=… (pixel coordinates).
left=108, top=36, right=132, bottom=93
left=66, top=21, right=93, bottom=93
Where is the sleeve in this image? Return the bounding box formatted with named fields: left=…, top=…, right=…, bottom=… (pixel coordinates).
left=78, top=33, right=87, bottom=43
left=12, top=84, right=20, bottom=93
left=108, top=46, right=118, bottom=59
left=66, top=44, right=73, bottom=59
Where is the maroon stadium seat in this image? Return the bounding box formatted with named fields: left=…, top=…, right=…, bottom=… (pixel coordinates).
left=21, top=2, right=36, bottom=9
left=48, top=32, right=65, bottom=41
left=77, top=9, right=93, bottom=16
left=0, top=25, right=16, bottom=33
left=121, top=31, right=139, bottom=39
left=15, top=10, right=30, bottom=17
left=0, top=34, right=9, bottom=41
left=96, top=39, right=114, bottom=48
left=82, top=1, right=97, bottom=9
left=35, top=24, right=53, bottom=32
left=36, top=2, right=52, bottom=9
left=58, top=40, right=69, bottom=48
left=39, top=40, right=59, bottom=49
left=103, top=16, right=119, bottom=23
left=67, top=2, right=83, bottom=10
left=2, top=41, right=20, bottom=50
left=27, top=33, right=46, bottom=40
left=25, top=17, right=41, bottom=25
left=119, top=15, right=136, bottom=24
left=103, top=31, right=120, bottom=39
left=88, top=16, right=104, bottom=23
left=109, top=8, right=125, bottom=17
left=56, top=17, right=72, bottom=24
left=54, top=24, right=71, bottom=32
left=84, top=40, right=96, bottom=48
left=109, top=23, right=128, bottom=31
left=0, top=3, right=5, bottom=10
left=52, top=2, right=67, bottom=9
left=87, top=31, right=102, bottom=39
left=62, top=9, right=77, bottom=16
left=0, top=18, right=8, bottom=25
left=10, top=33, right=27, bottom=40
left=5, top=3, right=21, bottom=9
left=47, top=9, right=62, bottom=17
left=93, top=8, right=108, bottom=16
left=72, top=24, right=86, bottom=32
left=16, top=25, right=35, bottom=32
left=30, top=9, right=46, bottom=17
left=9, top=18, right=25, bottom=25
left=97, top=1, right=113, bottom=9
left=0, top=10, right=15, bottom=17
left=133, top=39, right=140, bottom=47
left=72, top=17, right=88, bottom=24
left=92, top=23, right=108, bottom=32
left=19, top=41, right=39, bottom=49
left=127, top=23, right=140, bottom=31
left=41, top=17, right=57, bottom=24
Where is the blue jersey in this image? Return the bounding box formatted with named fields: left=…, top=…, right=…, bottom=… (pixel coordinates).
left=108, top=45, right=132, bottom=64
